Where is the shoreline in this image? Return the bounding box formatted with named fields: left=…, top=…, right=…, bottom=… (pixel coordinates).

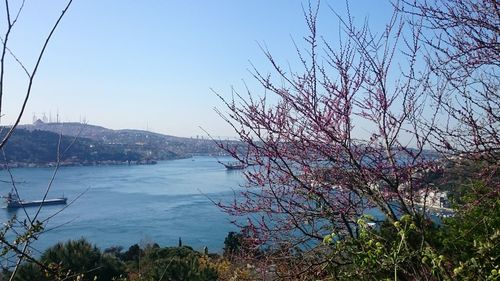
left=0, top=158, right=175, bottom=169
left=0, top=154, right=233, bottom=170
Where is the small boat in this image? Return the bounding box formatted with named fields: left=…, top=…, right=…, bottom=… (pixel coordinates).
left=220, top=161, right=246, bottom=170
left=5, top=192, right=67, bottom=209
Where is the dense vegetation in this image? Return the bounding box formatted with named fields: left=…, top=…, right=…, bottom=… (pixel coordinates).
left=6, top=240, right=219, bottom=281
left=0, top=128, right=179, bottom=165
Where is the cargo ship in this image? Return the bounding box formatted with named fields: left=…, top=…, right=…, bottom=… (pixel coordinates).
left=5, top=191, right=67, bottom=209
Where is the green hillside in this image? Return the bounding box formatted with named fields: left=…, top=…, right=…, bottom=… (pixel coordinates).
left=0, top=128, right=180, bottom=166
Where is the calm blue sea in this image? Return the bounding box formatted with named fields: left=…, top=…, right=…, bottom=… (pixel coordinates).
left=0, top=156, right=244, bottom=255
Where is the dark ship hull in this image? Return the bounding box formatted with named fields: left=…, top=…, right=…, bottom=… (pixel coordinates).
left=5, top=192, right=67, bottom=209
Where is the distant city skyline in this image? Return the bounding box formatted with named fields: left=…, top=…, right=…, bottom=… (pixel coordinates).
left=1, top=0, right=393, bottom=138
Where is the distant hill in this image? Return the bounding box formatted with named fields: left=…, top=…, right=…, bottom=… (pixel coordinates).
left=0, top=128, right=183, bottom=167
left=16, top=120, right=237, bottom=162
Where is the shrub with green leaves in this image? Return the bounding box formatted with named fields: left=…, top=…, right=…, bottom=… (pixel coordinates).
left=320, top=182, right=499, bottom=281
left=10, top=239, right=125, bottom=281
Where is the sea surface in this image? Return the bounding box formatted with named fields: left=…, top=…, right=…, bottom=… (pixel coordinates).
left=0, top=156, right=244, bottom=255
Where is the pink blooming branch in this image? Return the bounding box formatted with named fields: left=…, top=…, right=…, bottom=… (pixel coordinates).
left=214, top=0, right=498, bottom=276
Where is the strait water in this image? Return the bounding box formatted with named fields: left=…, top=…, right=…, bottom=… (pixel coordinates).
left=0, top=156, right=244, bottom=255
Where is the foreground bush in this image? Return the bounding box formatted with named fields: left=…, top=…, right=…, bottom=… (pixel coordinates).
left=307, top=182, right=499, bottom=280
left=11, top=239, right=124, bottom=281
left=121, top=244, right=218, bottom=281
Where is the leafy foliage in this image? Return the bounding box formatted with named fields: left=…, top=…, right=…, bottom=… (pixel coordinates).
left=437, top=182, right=500, bottom=280
left=10, top=239, right=124, bottom=281
left=223, top=231, right=243, bottom=257
left=317, top=181, right=499, bottom=281
left=107, top=243, right=218, bottom=281
left=0, top=128, right=177, bottom=165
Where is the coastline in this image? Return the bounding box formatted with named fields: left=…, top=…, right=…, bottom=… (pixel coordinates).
left=0, top=154, right=236, bottom=170
left=0, top=158, right=172, bottom=169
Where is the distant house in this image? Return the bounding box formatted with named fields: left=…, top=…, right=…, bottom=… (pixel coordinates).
left=416, top=188, right=449, bottom=209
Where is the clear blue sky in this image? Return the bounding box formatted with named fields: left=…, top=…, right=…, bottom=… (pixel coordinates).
left=1, top=0, right=393, bottom=138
